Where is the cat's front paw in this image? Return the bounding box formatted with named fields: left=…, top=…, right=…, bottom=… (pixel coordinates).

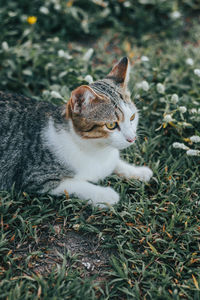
left=92, top=187, right=119, bottom=207
left=133, top=166, right=153, bottom=182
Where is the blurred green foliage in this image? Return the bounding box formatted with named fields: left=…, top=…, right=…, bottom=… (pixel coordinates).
left=0, top=0, right=200, bottom=44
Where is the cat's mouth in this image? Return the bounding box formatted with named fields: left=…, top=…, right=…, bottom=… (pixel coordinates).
left=115, top=137, right=137, bottom=150
left=126, top=137, right=136, bottom=143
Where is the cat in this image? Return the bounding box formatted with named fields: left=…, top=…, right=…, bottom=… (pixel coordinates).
left=0, top=57, right=153, bottom=206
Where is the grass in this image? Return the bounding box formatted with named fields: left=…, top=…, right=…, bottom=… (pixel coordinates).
left=0, top=2, right=200, bottom=299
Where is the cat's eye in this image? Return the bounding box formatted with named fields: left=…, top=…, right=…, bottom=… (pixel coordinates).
left=130, top=113, right=135, bottom=121
left=106, top=122, right=118, bottom=130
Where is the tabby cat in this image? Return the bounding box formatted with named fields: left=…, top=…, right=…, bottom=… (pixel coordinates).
left=0, top=57, right=152, bottom=206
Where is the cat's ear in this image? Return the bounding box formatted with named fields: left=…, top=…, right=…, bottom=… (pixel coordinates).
left=106, top=57, right=130, bottom=88
left=70, top=85, right=100, bottom=114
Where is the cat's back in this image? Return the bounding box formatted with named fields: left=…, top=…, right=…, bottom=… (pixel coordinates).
left=0, top=91, right=62, bottom=149
left=0, top=91, right=63, bottom=134
left=0, top=91, right=29, bottom=120
left=0, top=91, right=35, bottom=137
left=0, top=91, right=56, bottom=119
left=0, top=91, right=60, bottom=191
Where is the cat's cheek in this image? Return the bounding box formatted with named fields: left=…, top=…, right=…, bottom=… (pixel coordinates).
left=107, top=132, right=133, bottom=150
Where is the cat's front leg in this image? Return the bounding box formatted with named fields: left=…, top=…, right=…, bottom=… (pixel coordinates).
left=50, top=179, right=119, bottom=207
left=114, top=159, right=153, bottom=182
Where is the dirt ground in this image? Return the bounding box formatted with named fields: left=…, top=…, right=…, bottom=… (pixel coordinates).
left=12, top=224, right=111, bottom=279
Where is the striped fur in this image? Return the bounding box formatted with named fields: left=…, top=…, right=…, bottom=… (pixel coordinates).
left=0, top=92, right=74, bottom=193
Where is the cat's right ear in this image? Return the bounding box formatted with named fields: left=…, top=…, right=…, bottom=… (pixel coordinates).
left=106, top=57, right=130, bottom=89
left=69, top=85, right=100, bottom=114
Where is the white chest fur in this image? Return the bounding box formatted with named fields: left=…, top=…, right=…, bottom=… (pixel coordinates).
left=42, top=119, right=119, bottom=182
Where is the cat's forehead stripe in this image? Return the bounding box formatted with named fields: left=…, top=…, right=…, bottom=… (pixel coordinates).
left=115, top=106, right=124, bottom=122
left=90, top=79, right=132, bottom=123
left=90, top=79, right=124, bottom=105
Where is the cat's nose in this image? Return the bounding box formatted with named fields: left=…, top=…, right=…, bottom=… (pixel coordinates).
left=126, top=137, right=136, bottom=143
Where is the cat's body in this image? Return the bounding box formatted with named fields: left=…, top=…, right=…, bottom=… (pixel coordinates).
left=0, top=92, right=74, bottom=193
left=0, top=57, right=153, bottom=206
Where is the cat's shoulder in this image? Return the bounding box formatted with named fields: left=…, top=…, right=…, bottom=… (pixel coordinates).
left=1, top=90, right=44, bottom=104
left=0, top=91, right=41, bottom=112
left=0, top=91, right=65, bottom=126
left=0, top=90, right=33, bottom=104
left=0, top=90, right=58, bottom=111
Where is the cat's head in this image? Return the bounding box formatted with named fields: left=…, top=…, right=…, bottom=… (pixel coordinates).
left=66, top=57, right=138, bottom=150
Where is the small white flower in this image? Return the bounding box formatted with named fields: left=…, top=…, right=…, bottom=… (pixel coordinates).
left=45, top=63, right=54, bottom=70
left=123, top=1, right=131, bottom=7
left=58, top=50, right=72, bottom=60
left=160, top=97, right=166, bottom=103
left=21, top=15, right=28, bottom=22
left=53, top=37, right=59, bottom=43
left=2, top=41, right=9, bottom=51
left=23, top=29, right=31, bottom=37
left=179, top=106, right=187, bottom=113
left=83, top=48, right=94, bottom=61
left=51, top=91, right=63, bottom=99
left=156, top=83, right=165, bottom=94
left=22, top=69, right=32, bottom=76
left=170, top=11, right=181, bottom=19
left=198, top=108, right=200, bottom=114
left=59, top=71, right=68, bottom=78
left=190, top=108, right=197, bottom=114
left=51, top=76, right=57, bottom=81
left=164, top=114, right=173, bottom=122
left=8, top=11, right=18, bottom=17
left=84, top=75, right=93, bottom=84
left=171, top=93, right=179, bottom=104
left=172, top=142, right=189, bottom=150
left=39, top=6, right=49, bottom=14
left=186, top=149, right=200, bottom=156
left=82, top=261, right=92, bottom=270
left=42, top=90, right=50, bottom=97
left=54, top=4, right=61, bottom=10
left=73, top=224, right=80, bottom=231
left=137, top=80, right=149, bottom=91
left=186, top=58, right=194, bottom=66
left=134, top=94, right=140, bottom=99
left=190, top=135, right=200, bottom=143
left=194, top=69, right=200, bottom=77
left=141, top=80, right=149, bottom=91
left=141, top=55, right=149, bottom=62
left=58, top=49, right=65, bottom=57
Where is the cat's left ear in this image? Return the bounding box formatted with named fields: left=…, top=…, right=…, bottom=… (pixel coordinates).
left=69, top=85, right=101, bottom=115
left=106, top=57, right=130, bottom=88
